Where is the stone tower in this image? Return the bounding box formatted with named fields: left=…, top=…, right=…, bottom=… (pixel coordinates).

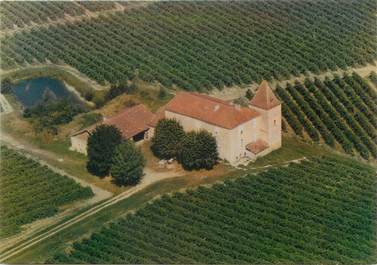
left=249, top=80, right=282, bottom=151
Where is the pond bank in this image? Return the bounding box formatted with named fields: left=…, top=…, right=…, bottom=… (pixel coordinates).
left=1, top=64, right=107, bottom=107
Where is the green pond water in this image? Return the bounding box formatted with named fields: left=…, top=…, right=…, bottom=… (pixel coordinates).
left=12, top=77, right=78, bottom=107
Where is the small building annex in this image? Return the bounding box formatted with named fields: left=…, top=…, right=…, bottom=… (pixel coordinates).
left=70, top=104, right=154, bottom=154
left=70, top=81, right=282, bottom=165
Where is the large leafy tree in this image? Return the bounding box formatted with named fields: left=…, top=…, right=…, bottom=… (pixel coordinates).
left=151, top=118, right=185, bottom=159
left=177, top=130, right=218, bottom=170
left=87, top=124, right=122, bottom=177
left=111, top=140, right=145, bottom=186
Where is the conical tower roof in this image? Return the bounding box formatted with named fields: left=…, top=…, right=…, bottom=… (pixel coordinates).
left=250, top=80, right=280, bottom=110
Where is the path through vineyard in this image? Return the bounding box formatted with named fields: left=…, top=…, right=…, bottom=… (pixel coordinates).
left=0, top=131, right=186, bottom=263
left=0, top=94, right=13, bottom=113
left=210, top=63, right=377, bottom=100
left=0, top=2, right=151, bottom=38
left=0, top=132, right=112, bottom=255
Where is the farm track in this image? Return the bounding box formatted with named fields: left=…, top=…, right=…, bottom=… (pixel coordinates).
left=210, top=63, right=377, bottom=100
left=0, top=2, right=151, bottom=38
left=0, top=153, right=310, bottom=262
left=0, top=133, right=183, bottom=262
left=0, top=173, right=162, bottom=263
left=0, top=94, right=13, bottom=113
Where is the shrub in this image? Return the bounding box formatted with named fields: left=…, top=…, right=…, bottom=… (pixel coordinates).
left=158, top=86, right=168, bottom=100
left=87, top=124, right=122, bottom=177
left=111, top=140, right=145, bottom=186
left=151, top=119, right=185, bottom=159
left=23, top=99, right=84, bottom=133
left=177, top=130, right=218, bottom=170
left=245, top=89, right=254, bottom=100
left=0, top=77, right=12, bottom=94
left=80, top=112, right=103, bottom=128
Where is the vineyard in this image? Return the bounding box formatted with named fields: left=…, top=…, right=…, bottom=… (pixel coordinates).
left=0, top=146, right=94, bottom=238
left=0, top=1, right=121, bottom=30
left=1, top=0, right=376, bottom=91
left=277, top=73, right=377, bottom=160
left=51, top=156, right=377, bottom=264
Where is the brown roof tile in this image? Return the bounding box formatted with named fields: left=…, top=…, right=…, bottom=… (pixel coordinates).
left=165, top=92, right=260, bottom=129
left=103, top=104, right=154, bottom=139
left=250, top=80, right=280, bottom=110
left=246, top=139, right=269, bottom=154
left=73, top=104, right=154, bottom=140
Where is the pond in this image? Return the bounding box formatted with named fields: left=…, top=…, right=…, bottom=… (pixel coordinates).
left=12, top=77, right=79, bottom=107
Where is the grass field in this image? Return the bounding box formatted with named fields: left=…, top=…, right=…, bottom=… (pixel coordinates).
left=1, top=0, right=375, bottom=90
left=49, top=155, right=377, bottom=264
left=277, top=72, right=377, bottom=160
left=0, top=146, right=93, bottom=238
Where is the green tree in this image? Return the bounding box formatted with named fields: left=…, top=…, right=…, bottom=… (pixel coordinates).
left=245, top=89, right=254, bottom=100
left=151, top=118, right=185, bottom=159
left=0, top=77, right=13, bottom=94
left=158, top=86, right=168, bottom=100
left=111, top=140, right=145, bottom=186
left=87, top=125, right=122, bottom=177
left=177, top=130, right=218, bottom=170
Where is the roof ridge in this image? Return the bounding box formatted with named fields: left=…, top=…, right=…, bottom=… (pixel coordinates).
left=187, top=92, right=231, bottom=106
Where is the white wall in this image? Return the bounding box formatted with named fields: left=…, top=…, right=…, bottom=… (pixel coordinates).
left=165, top=111, right=262, bottom=164
left=70, top=135, right=88, bottom=155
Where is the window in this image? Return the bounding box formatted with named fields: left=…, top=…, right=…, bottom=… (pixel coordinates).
left=241, top=130, right=243, bottom=134
left=274, top=120, right=277, bottom=126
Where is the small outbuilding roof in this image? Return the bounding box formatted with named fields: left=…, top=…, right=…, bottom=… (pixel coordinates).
left=165, top=92, right=260, bottom=129
left=250, top=80, right=280, bottom=110
left=71, top=104, right=154, bottom=140
left=103, top=104, right=154, bottom=139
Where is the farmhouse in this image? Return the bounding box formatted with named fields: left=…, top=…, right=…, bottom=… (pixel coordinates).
left=149, top=81, right=282, bottom=164
left=70, top=81, right=281, bottom=165
left=70, top=104, right=154, bottom=154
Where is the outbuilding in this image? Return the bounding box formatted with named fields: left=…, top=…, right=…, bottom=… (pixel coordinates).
left=70, top=104, right=154, bottom=155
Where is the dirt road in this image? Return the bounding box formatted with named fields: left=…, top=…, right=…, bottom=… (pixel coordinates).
left=0, top=94, right=13, bottom=113
left=210, top=63, right=377, bottom=100
left=0, top=165, right=184, bottom=263
left=0, top=132, right=113, bottom=254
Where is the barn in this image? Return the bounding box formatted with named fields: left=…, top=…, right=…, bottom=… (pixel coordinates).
left=70, top=104, right=154, bottom=154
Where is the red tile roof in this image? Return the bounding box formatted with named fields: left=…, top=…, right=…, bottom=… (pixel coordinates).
left=103, top=104, right=154, bottom=139
left=165, top=92, right=260, bottom=129
left=250, top=80, right=280, bottom=110
left=72, top=104, right=154, bottom=140
left=246, top=139, right=269, bottom=154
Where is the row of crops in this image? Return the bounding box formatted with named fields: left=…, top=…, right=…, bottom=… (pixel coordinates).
left=0, top=146, right=94, bottom=238
left=0, top=1, right=120, bottom=31
left=1, top=0, right=376, bottom=91
left=277, top=73, right=377, bottom=160
left=50, top=156, right=377, bottom=264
